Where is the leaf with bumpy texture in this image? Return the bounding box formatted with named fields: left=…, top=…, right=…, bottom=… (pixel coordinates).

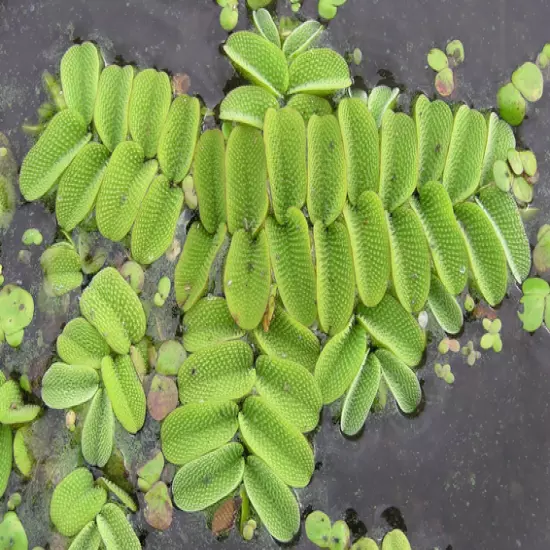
left=41, top=363, right=99, bottom=409
left=379, top=110, right=418, bottom=212
left=376, top=349, right=421, bottom=414
left=443, top=105, right=487, bottom=203
left=341, top=353, right=381, bottom=436
left=357, top=293, right=425, bottom=367
left=68, top=521, right=102, bottom=550
left=368, top=86, right=399, bottom=128
left=414, top=95, right=453, bottom=188
left=238, top=396, right=314, bottom=487
left=82, top=388, right=114, bottom=468
left=40, top=242, right=83, bottom=296
left=339, top=98, right=380, bottom=202
left=314, top=220, right=355, bottom=335
left=50, top=468, right=107, bottom=537
left=94, top=65, right=134, bottom=152
left=477, top=186, right=531, bottom=283
left=455, top=202, right=508, bottom=306
left=95, top=141, right=158, bottom=242
left=382, top=529, right=412, bottom=550
left=96, top=503, right=141, bottom=550
left=101, top=355, right=146, bottom=434
left=344, top=191, right=390, bottom=307
left=172, top=443, right=245, bottom=512
left=388, top=204, right=431, bottom=313
left=427, top=272, right=463, bottom=334
left=226, top=125, right=268, bottom=234
left=288, top=49, right=351, bottom=95
left=282, top=20, right=323, bottom=60
left=220, top=86, right=279, bottom=130
left=158, top=95, right=201, bottom=183
left=56, top=317, right=110, bottom=370
left=128, top=68, right=172, bottom=159
left=55, top=142, right=110, bottom=231
left=130, top=174, right=183, bottom=265
left=193, top=129, right=227, bottom=234
left=60, top=42, right=101, bottom=124
left=223, top=32, right=289, bottom=96
left=224, top=229, right=271, bottom=331
left=479, top=112, right=516, bottom=187
left=264, top=107, right=307, bottom=222
left=315, top=321, right=367, bottom=405
left=97, top=478, right=137, bottom=512
left=80, top=267, right=147, bottom=354
left=265, top=209, right=316, bottom=327
left=255, top=355, right=322, bottom=432
left=19, top=109, right=91, bottom=201
left=253, top=302, right=320, bottom=372
left=412, top=181, right=468, bottom=296
left=161, top=401, right=239, bottom=465
left=174, top=222, right=227, bottom=311
left=0, top=425, right=12, bottom=500
left=253, top=9, right=281, bottom=48
left=182, top=297, right=245, bottom=353
left=307, top=114, right=347, bottom=226
left=286, top=94, right=332, bottom=124
left=243, top=456, right=300, bottom=542
left=177, top=341, right=255, bottom=403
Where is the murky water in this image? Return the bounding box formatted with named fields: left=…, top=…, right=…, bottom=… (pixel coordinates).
left=1, top=0, right=550, bottom=548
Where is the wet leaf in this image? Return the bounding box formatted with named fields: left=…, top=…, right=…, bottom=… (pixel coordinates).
left=518, top=278, right=549, bottom=331
left=427, top=48, right=448, bottom=72
left=305, top=510, right=332, bottom=548
left=144, top=481, right=173, bottom=531
left=147, top=374, right=178, bottom=421
left=512, top=62, right=544, bottom=102
left=330, top=520, right=351, bottom=550
left=497, top=83, right=526, bottom=126
left=435, top=68, right=454, bottom=97
left=446, top=39, right=465, bottom=66
left=480, top=333, right=494, bottom=349
left=492, top=159, right=513, bottom=192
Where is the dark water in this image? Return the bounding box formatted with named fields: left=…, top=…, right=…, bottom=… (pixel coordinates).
left=1, top=0, right=550, bottom=548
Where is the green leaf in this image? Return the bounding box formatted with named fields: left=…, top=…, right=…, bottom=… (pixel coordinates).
left=82, top=388, right=114, bottom=468
left=220, top=86, right=279, bottom=130
left=446, top=40, right=465, bottom=65
left=493, top=159, right=513, bottom=192
left=282, top=20, right=323, bottom=60
left=512, top=62, right=544, bottom=102
left=435, top=68, right=455, bottom=97
left=68, top=521, right=102, bottom=550
left=368, top=85, right=399, bottom=128
left=497, top=83, right=526, bottom=126
left=0, top=425, right=12, bottom=500
left=305, top=510, right=331, bottom=547
left=382, top=528, right=412, bottom=550
left=534, top=230, right=550, bottom=274
left=512, top=176, right=533, bottom=204
left=96, top=503, right=141, bottom=550
left=288, top=49, right=351, bottom=96
left=518, top=278, right=549, bottom=331
left=97, top=477, right=137, bottom=512
left=253, top=9, right=280, bottom=48
left=41, top=363, right=99, bottom=409
left=427, top=48, right=448, bottom=71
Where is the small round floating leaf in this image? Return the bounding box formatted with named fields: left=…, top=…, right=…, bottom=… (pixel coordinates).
left=435, top=67, right=454, bottom=97
left=238, top=396, right=314, bottom=487
left=330, top=520, right=351, bottom=550
left=512, top=62, right=544, bottom=102
left=144, top=481, right=173, bottom=531
left=253, top=9, right=280, bottom=48
left=497, top=83, right=526, bottom=126
left=96, top=503, right=141, bottom=550
left=220, top=86, right=279, bottom=130
left=427, top=48, right=448, bottom=72
left=512, top=176, right=533, bottom=203
left=446, top=40, right=465, bottom=65
left=41, top=363, right=99, bottom=409
left=177, top=340, right=255, bottom=404
left=156, top=340, right=186, bottom=376
left=305, top=510, right=331, bottom=548
left=382, top=529, right=412, bottom=550
left=119, top=261, right=145, bottom=294
left=220, top=6, right=238, bottom=32
left=288, top=49, right=352, bottom=95
left=243, top=456, right=300, bottom=543
left=161, top=401, right=238, bottom=465
left=508, top=149, right=523, bottom=175
left=50, top=468, right=107, bottom=537
left=519, top=150, right=537, bottom=177
left=0, top=512, right=28, bottom=550
left=172, top=443, right=245, bottom=512
left=493, top=159, right=513, bottom=192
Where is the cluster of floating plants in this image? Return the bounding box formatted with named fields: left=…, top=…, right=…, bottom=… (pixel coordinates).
left=0, top=4, right=548, bottom=548
left=427, top=39, right=465, bottom=97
